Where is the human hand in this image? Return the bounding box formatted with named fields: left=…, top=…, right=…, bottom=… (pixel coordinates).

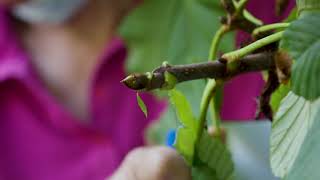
left=109, top=146, right=192, bottom=180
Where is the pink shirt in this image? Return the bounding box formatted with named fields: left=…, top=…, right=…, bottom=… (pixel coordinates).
left=0, top=8, right=165, bottom=180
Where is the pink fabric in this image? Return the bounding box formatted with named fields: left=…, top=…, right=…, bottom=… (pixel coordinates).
left=221, top=0, right=295, bottom=120
left=0, top=8, right=165, bottom=180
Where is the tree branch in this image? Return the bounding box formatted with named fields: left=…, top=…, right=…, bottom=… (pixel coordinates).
left=122, top=52, right=278, bottom=91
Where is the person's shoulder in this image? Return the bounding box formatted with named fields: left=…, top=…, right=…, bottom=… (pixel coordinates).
left=0, top=6, right=13, bottom=46
left=0, top=7, right=30, bottom=84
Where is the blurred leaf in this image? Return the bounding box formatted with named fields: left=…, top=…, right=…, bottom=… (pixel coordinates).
left=169, top=89, right=197, bottom=130
left=270, top=92, right=320, bottom=178
left=280, top=12, right=320, bottom=100
left=296, top=0, right=320, bottom=14
left=196, top=131, right=234, bottom=180
left=270, top=83, right=291, bottom=113
left=136, top=93, right=148, bottom=117
left=120, top=0, right=234, bottom=73
left=285, top=109, right=320, bottom=180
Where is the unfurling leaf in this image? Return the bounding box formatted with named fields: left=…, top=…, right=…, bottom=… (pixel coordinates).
left=175, top=127, right=196, bottom=165
left=136, top=93, right=148, bottom=118
left=169, top=88, right=198, bottom=165
left=168, top=89, right=197, bottom=130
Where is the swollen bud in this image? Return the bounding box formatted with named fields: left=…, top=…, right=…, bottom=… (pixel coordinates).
left=121, top=73, right=150, bottom=90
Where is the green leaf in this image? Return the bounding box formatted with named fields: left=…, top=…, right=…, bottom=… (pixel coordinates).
left=285, top=109, right=320, bottom=180
left=169, top=88, right=197, bottom=130
left=136, top=93, right=148, bottom=117
left=280, top=12, right=320, bottom=100
left=270, top=92, right=320, bottom=178
left=175, top=127, right=196, bottom=165
left=196, top=131, right=234, bottom=180
left=297, top=0, right=320, bottom=14
left=119, top=0, right=234, bottom=73
left=270, top=83, right=291, bottom=113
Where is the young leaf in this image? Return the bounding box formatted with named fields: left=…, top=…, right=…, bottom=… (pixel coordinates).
left=196, top=131, right=234, bottom=180
left=270, top=92, right=320, bottom=178
left=146, top=81, right=206, bottom=144
left=280, top=12, right=320, bottom=100
left=168, top=88, right=198, bottom=164
left=136, top=93, right=148, bottom=117
left=285, top=109, right=320, bottom=180
left=168, top=89, right=197, bottom=130
left=175, top=127, right=196, bottom=165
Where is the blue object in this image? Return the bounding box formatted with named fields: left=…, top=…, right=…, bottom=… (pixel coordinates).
left=166, top=129, right=176, bottom=148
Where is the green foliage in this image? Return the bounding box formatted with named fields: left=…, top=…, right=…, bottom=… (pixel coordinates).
left=280, top=12, right=320, bottom=100
left=285, top=109, right=320, bottom=180
left=196, top=131, right=234, bottom=180
left=270, top=92, right=320, bottom=178
left=136, top=93, right=148, bottom=117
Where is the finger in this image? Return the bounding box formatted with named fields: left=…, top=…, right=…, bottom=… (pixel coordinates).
left=110, top=146, right=192, bottom=180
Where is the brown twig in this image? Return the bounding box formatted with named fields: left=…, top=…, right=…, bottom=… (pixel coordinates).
left=255, top=69, right=280, bottom=121
left=122, top=52, right=280, bottom=91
